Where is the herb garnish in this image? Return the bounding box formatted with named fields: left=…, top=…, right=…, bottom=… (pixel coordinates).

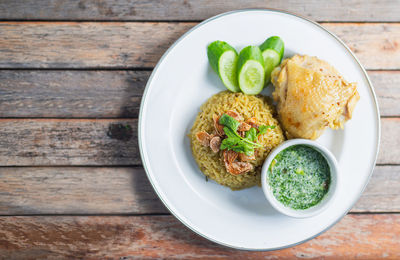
left=219, top=114, right=275, bottom=156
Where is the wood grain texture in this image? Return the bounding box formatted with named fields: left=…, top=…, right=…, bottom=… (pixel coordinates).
left=0, top=22, right=195, bottom=69
left=0, top=1, right=397, bottom=258
left=0, top=215, right=399, bottom=259
left=1, top=0, right=400, bottom=22
left=370, top=71, right=400, bottom=117
left=323, top=23, right=400, bottom=70
left=0, top=70, right=398, bottom=118
left=0, top=119, right=139, bottom=166
left=379, top=118, right=400, bottom=165
left=0, top=165, right=397, bottom=215
left=0, top=70, right=147, bottom=118
left=0, top=118, right=396, bottom=166
left=0, top=167, right=167, bottom=215
left=0, top=22, right=399, bottom=69
left=353, top=166, right=400, bottom=213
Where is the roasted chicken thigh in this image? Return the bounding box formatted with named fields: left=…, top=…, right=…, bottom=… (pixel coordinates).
left=271, top=55, right=359, bottom=140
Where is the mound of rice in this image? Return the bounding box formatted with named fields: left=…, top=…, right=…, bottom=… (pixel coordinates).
left=190, top=91, right=285, bottom=190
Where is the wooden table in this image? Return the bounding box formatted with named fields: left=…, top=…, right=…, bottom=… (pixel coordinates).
left=0, top=1, right=399, bottom=259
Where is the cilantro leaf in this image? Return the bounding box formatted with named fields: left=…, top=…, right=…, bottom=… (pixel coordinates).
left=244, top=128, right=257, bottom=142
left=257, top=125, right=275, bottom=138
left=218, top=113, right=269, bottom=155
left=227, top=140, right=255, bottom=156
left=220, top=136, right=240, bottom=150
left=223, top=126, right=240, bottom=139
left=236, top=143, right=255, bottom=156
left=221, top=135, right=256, bottom=154
left=219, top=114, right=240, bottom=132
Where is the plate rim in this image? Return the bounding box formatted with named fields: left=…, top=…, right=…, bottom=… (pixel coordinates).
left=138, top=8, right=381, bottom=251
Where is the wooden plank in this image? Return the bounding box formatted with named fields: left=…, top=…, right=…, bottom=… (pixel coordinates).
left=323, top=23, right=400, bottom=70
left=0, top=70, right=148, bottom=118
left=0, top=22, right=195, bottom=69
left=0, top=118, right=396, bottom=166
left=0, top=167, right=167, bottom=215
left=369, top=71, right=400, bottom=117
left=0, top=70, right=398, bottom=118
left=0, top=165, right=397, bottom=215
left=0, top=215, right=399, bottom=259
left=0, top=119, right=140, bottom=166
left=379, top=118, right=400, bottom=165
left=1, top=0, right=399, bottom=22
left=0, top=22, right=399, bottom=69
left=353, top=166, right=400, bottom=212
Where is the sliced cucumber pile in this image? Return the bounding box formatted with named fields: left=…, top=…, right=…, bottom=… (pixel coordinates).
left=237, top=46, right=265, bottom=95
left=259, top=36, right=285, bottom=84
left=207, top=41, right=239, bottom=92
left=207, top=36, right=285, bottom=95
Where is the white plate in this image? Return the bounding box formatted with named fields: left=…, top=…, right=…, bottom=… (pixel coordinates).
left=139, top=9, right=380, bottom=250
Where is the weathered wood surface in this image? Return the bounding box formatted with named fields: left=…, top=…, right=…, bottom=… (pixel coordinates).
left=380, top=118, right=400, bottom=165
left=0, top=70, right=147, bottom=118
left=0, top=167, right=167, bottom=215
left=0, top=118, right=396, bottom=166
left=0, top=1, right=398, bottom=257
left=0, top=119, right=139, bottom=166
left=371, top=71, right=400, bottom=117
left=327, top=23, right=400, bottom=70
left=0, top=22, right=399, bottom=69
left=0, top=214, right=399, bottom=259
left=0, top=165, right=397, bottom=215
left=0, top=70, right=398, bottom=118
left=354, top=166, right=400, bottom=212
left=1, top=0, right=400, bottom=22
left=0, top=22, right=194, bottom=69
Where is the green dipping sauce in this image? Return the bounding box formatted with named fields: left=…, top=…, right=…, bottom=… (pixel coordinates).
left=268, top=145, right=330, bottom=210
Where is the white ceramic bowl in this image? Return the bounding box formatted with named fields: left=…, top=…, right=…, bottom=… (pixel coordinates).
left=261, top=139, right=339, bottom=218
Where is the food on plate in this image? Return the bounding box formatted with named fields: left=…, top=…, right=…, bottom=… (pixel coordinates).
left=259, top=36, right=285, bottom=84
left=207, top=41, right=239, bottom=92
left=202, top=37, right=358, bottom=194
left=207, top=36, right=285, bottom=95
left=267, top=145, right=330, bottom=209
left=190, top=91, right=285, bottom=190
left=271, top=55, right=359, bottom=139
left=237, top=46, right=265, bottom=95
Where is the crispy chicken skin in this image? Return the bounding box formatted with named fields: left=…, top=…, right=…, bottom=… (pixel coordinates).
left=271, top=55, right=359, bottom=140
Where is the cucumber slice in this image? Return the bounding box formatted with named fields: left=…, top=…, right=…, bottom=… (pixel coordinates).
left=260, top=36, right=284, bottom=63
left=262, top=49, right=280, bottom=83
left=260, top=36, right=285, bottom=84
left=237, top=46, right=265, bottom=95
left=207, top=41, right=240, bottom=92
